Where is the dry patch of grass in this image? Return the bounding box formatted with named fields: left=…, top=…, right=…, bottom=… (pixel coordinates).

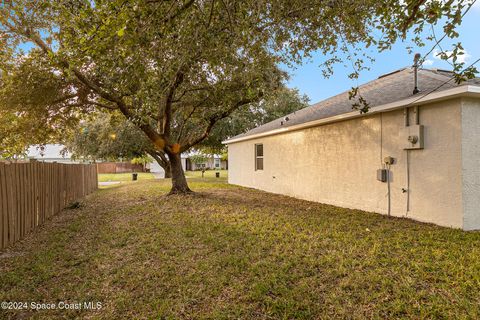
left=1, top=176, right=480, bottom=319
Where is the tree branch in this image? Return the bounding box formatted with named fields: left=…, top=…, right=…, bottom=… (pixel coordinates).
left=147, top=149, right=169, bottom=168
left=87, top=100, right=117, bottom=110
left=401, top=0, right=427, bottom=36
left=163, top=0, right=196, bottom=24
left=14, top=22, right=124, bottom=107
left=180, top=96, right=258, bottom=152
left=6, top=17, right=172, bottom=153
left=51, top=93, right=78, bottom=105
left=176, top=100, right=206, bottom=142
left=172, top=86, right=211, bottom=103
left=162, top=70, right=185, bottom=137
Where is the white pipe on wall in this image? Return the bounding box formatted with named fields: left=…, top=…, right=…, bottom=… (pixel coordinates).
left=404, top=106, right=420, bottom=215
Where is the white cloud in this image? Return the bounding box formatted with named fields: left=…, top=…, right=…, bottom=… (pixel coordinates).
left=433, top=48, right=471, bottom=64
left=423, top=59, right=434, bottom=66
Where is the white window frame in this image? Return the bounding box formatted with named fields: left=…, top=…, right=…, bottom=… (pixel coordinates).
left=255, top=143, right=263, bottom=171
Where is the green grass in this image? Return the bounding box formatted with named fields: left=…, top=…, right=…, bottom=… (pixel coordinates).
left=98, top=172, right=155, bottom=182
left=185, top=169, right=228, bottom=179
left=1, top=176, right=480, bottom=319
left=98, top=170, right=227, bottom=183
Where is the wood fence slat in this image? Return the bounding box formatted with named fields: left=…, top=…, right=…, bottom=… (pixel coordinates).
left=23, top=164, right=28, bottom=237
left=49, top=163, right=52, bottom=218
left=33, top=162, right=38, bottom=228
left=47, top=163, right=50, bottom=218
left=5, top=164, right=11, bottom=246
left=0, top=162, right=97, bottom=250
left=0, top=163, right=6, bottom=248
left=16, top=164, right=21, bottom=240
left=7, top=164, right=16, bottom=244
left=15, top=163, right=20, bottom=241
left=25, top=164, right=30, bottom=235
left=25, top=164, right=30, bottom=234
left=29, top=163, right=33, bottom=232
left=40, top=161, right=44, bottom=226
left=19, top=164, right=24, bottom=239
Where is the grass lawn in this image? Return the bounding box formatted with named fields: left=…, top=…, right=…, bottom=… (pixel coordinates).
left=186, top=169, right=228, bottom=179
left=98, top=172, right=156, bottom=182
left=1, top=176, right=480, bottom=319
left=98, top=170, right=227, bottom=183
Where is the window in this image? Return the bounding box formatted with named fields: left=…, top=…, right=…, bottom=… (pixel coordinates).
left=214, top=158, right=220, bottom=168
left=255, top=144, right=263, bottom=170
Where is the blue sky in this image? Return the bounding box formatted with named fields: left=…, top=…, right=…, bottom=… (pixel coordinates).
left=284, top=4, right=480, bottom=103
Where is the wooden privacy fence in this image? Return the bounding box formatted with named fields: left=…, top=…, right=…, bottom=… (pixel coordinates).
left=0, top=162, right=98, bottom=250
left=96, top=162, right=145, bottom=174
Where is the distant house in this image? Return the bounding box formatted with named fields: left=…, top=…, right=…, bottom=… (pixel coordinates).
left=188, top=154, right=228, bottom=171
left=147, top=155, right=188, bottom=176
left=27, top=144, right=79, bottom=163
left=147, top=153, right=226, bottom=174
left=224, top=68, right=480, bottom=230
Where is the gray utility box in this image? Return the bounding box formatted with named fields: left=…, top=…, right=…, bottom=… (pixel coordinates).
left=402, top=124, right=424, bottom=150
left=377, top=169, right=387, bottom=182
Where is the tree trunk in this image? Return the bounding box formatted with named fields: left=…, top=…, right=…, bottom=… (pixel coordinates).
left=148, top=151, right=172, bottom=178
left=167, top=152, right=191, bottom=194
left=164, top=164, right=172, bottom=178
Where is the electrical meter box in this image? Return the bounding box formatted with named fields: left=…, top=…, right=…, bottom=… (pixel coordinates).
left=402, top=124, right=424, bottom=150
left=377, top=169, right=387, bottom=182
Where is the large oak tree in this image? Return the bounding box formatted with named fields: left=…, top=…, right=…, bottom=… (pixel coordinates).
left=0, top=0, right=475, bottom=193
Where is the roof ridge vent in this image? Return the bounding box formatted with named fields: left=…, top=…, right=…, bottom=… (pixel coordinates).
left=430, top=68, right=454, bottom=74
left=377, top=68, right=407, bottom=79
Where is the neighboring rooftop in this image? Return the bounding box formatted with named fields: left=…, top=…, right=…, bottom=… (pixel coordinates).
left=226, top=68, right=480, bottom=142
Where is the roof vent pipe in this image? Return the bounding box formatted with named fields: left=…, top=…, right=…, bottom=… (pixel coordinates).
left=413, top=53, right=421, bottom=94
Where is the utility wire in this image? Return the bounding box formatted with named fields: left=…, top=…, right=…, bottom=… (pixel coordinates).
left=419, top=0, right=477, bottom=66
left=430, top=24, right=454, bottom=68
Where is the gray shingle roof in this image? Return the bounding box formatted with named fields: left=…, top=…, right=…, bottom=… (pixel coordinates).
left=229, top=68, right=480, bottom=141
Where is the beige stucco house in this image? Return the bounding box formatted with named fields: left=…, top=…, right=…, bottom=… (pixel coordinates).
left=224, top=68, right=480, bottom=230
